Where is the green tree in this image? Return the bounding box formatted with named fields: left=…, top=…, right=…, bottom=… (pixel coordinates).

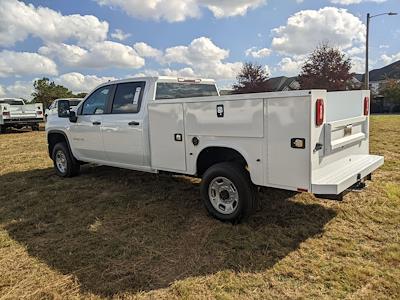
left=233, top=62, right=271, bottom=94
left=32, top=78, right=75, bottom=108
left=381, top=79, right=400, bottom=102
left=298, top=43, right=354, bottom=91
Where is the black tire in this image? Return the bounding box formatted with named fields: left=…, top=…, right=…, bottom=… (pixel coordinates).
left=31, top=124, right=40, bottom=131
left=0, top=125, right=6, bottom=134
left=52, top=142, right=80, bottom=177
left=200, top=162, right=256, bottom=223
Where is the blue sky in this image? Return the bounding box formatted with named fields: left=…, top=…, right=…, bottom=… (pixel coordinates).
left=0, top=0, right=399, bottom=98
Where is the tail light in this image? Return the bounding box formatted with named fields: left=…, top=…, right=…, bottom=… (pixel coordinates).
left=2, top=111, right=10, bottom=117
left=37, top=111, right=43, bottom=115
left=316, top=99, right=324, bottom=126
left=364, top=97, right=369, bottom=116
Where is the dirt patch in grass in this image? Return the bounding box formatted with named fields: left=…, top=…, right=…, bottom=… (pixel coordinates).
left=0, top=116, right=399, bottom=299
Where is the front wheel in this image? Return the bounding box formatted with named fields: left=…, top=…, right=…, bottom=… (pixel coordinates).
left=52, top=142, right=80, bottom=177
left=200, top=162, right=256, bottom=223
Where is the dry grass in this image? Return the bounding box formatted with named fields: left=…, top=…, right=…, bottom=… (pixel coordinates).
left=0, top=116, right=399, bottom=299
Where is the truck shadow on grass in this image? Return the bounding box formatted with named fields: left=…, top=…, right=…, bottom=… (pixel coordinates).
left=0, top=166, right=336, bottom=296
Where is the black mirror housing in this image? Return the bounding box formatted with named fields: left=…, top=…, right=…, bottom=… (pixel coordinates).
left=69, top=111, right=78, bottom=123
left=57, top=100, right=71, bottom=118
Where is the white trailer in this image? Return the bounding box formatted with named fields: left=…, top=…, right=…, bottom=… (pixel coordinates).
left=46, top=77, right=384, bottom=222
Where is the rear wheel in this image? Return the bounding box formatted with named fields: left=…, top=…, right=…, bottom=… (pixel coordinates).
left=52, top=142, right=80, bottom=177
left=0, top=125, right=6, bottom=134
left=31, top=124, right=40, bottom=131
left=200, top=162, right=256, bottom=223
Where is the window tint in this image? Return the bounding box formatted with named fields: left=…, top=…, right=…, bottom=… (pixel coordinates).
left=156, top=83, right=218, bottom=100
left=82, top=86, right=111, bottom=115
left=112, top=82, right=144, bottom=114
left=69, top=100, right=81, bottom=107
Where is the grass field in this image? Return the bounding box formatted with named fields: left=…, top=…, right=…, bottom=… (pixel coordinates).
left=0, top=116, right=399, bottom=299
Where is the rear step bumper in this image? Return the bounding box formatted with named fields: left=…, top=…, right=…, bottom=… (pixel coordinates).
left=312, top=155, right=384, bottom=195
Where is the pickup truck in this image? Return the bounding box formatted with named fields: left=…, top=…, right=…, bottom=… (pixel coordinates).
left=0, top=98, right=44, bottom=133
left=46, top=76, right=384, bottom=222
left=45, top=98, right=83, bottom=119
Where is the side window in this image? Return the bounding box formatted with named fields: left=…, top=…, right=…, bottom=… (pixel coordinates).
left=82, top=86, right=111, bottom=115
left=112, top=82, right=145, bottom=114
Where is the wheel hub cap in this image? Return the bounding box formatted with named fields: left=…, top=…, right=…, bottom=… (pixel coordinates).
left=55, top=150, right=67, bottom=173
left=208, top=177, right=239, bottom=215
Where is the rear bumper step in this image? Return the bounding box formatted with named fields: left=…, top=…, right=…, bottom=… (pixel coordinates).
left=312, top=155, right=384, bottom=195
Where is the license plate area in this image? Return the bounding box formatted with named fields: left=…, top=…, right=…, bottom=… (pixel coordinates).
left=324, top=116, right=368, bottom=154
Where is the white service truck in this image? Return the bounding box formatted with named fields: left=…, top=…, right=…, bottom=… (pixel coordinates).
left=0, top=98, right=44, bottom=133
left=46, top=77, right=384, bottom=222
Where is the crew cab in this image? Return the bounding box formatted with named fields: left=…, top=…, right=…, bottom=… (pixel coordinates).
left=46, top=76, right=384, bottom=222
left=0, top=98, right=44, bottom=133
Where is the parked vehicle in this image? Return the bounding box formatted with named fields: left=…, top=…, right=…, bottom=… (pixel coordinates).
left=45, top=98, right=83, bottom=119
left=46, top=77, right=384, bottom=222
left=0, top=98, right=44, bottom=133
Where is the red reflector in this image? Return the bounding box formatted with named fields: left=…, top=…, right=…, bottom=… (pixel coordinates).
left=2, top=111, right=10, bottom=116
left=316, top=99, right=324, bottom=126
left=364, top=97, right=369, bottom=116
left=37, top=111, right=43, bottom=115
left=297, top=188, right=308, bottom=193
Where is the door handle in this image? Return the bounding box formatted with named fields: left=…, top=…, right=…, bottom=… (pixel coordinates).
left=128, top=121, right=140, bottom=126
left=92, top=121, right=101, bottom=125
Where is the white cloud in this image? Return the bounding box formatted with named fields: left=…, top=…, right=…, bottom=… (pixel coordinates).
left=381, top=52, right=400, bottom=65
left=0, top=0, right=108, bottom=47
left=39, top=41, right=145, bottom=69
left=162, top=37, right=242, bottom=80
left=0, top=50, right=58, bottom=78
left=133, top=42, right=163, bottom=58
left=245, top=47, right=272, bottom=58
left=329, top=0, right=386, bottom=5
left=201, top=0, right=266, bottom=18
left=0, top=81, right=34, bottom=100
left=94, top=0, right=266, bottom=22
left=350, top=56, right=365, bottom=73
left=55, top=72, right=117, bottom=93
left=111, top=29, right=131, bottom=41
left=271, top=7, right=365, bottom=55
left=277, top=56, right=305, bottom=76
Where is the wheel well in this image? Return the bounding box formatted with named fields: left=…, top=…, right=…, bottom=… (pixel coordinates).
left=196, top=147, right=248, bottom=177
left=47, top=132, right=68, bottom=158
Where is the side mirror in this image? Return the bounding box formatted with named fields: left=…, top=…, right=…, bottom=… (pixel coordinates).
left=69, top=111, right=78, bottom=123
left=58, top=100, right=70, bottom=118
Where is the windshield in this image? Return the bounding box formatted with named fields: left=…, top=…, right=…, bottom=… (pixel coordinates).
left=0, top=99, right=24, bottom=105
left=156, top=83, right=218, bottom=100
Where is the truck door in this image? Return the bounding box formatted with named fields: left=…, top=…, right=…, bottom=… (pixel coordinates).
left=101, top=82, right=146, bottom=166
left=69, top=85, right=112, bottom=161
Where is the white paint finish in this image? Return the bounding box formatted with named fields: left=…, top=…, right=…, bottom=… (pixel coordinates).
left=312, top=155, right=384, bottom=194
left=324, top=116, right=368, bottom=153
left=325, top=90, right=366, bottom=121
left=148, top=103, right=186, bottom=172
left=266, top=96, right=311, bottom=190
left=101, top=114, right=145, bottom=166
left=0, top=98, right=43, bottom=125
left=184, top=135, right=265, bottom=185
left=45, top=75, right=383, bottom=197
left=68, top=115, right=106, bottom=161
left=185, top=99, right=264, bottom=138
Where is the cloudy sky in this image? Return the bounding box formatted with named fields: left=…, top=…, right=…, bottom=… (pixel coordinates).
left=0, top=0, right=399, bottom=99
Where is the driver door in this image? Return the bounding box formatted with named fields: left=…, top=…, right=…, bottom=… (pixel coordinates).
left=69, top=85, right=114, bottom=161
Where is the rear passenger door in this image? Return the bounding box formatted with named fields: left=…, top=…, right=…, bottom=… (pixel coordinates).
left=101, top=81, right=146, bottom=166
